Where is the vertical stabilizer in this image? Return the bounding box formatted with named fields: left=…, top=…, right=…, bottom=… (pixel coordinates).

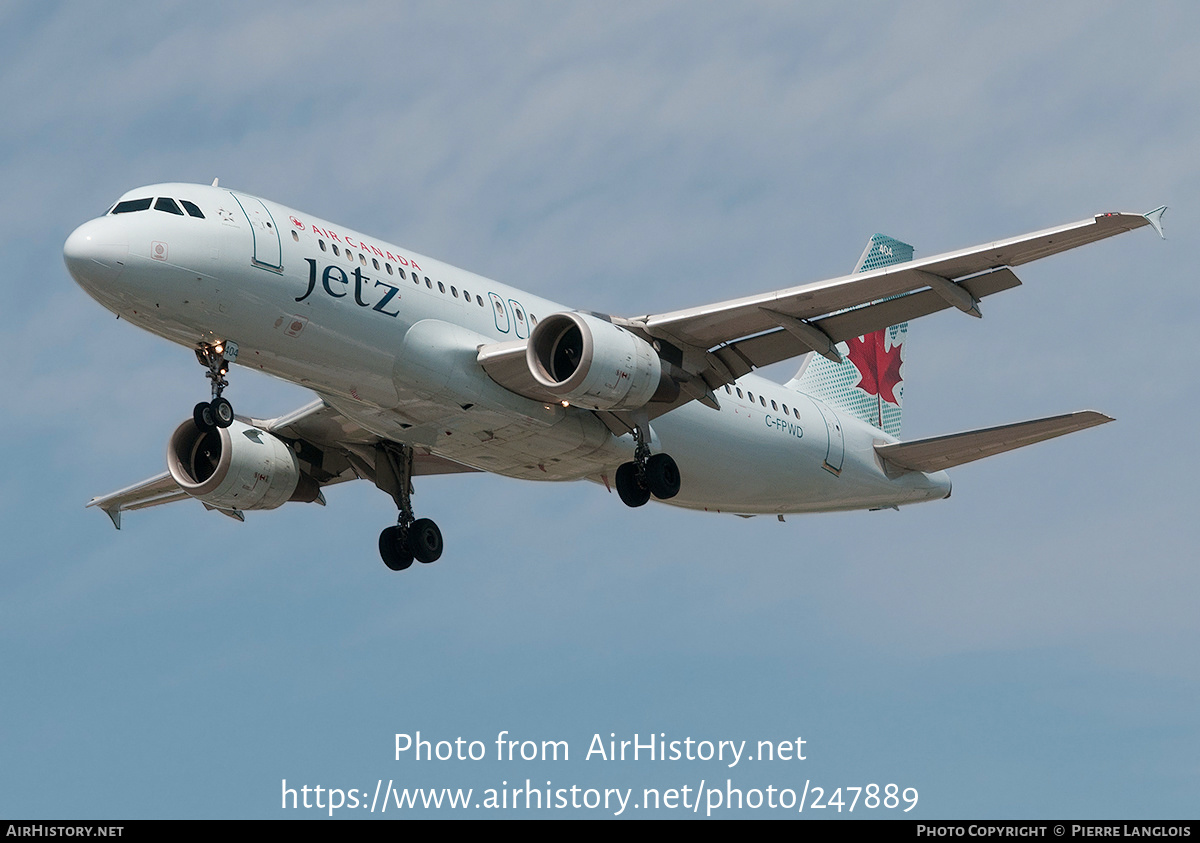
left=786, top=234, right=913, bottom=436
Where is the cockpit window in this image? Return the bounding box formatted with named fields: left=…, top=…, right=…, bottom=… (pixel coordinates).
left=111, top=198, right=152, bottom=214
left=154, top=197, right=185, bottom=215
left=180, top=200, right=205, bottom=218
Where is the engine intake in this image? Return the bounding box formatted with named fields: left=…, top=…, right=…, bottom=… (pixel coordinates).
left=167, top=419, right=319, bottom=511
left=527, top=312, right=662, bottom=410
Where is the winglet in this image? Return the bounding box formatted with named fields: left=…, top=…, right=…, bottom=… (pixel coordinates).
left=102, top=506, right=121, bottom=530
left=1144, top=205, right=1167, bottom=239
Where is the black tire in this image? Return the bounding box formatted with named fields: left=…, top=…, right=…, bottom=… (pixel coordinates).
left=211, top=396, right=234, bottom=428
left=193, top=401, right=216, bottom=432
left=379, top=526, right=414, bottom=571
left=615, top=462, right=651, bottom=507
left=408, top=518, right=443, bottom=564
left=645, top=453, right=681, bottom=500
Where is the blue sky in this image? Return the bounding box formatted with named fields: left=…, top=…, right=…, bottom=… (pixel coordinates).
left=2, top=1, right=1197, bottom=819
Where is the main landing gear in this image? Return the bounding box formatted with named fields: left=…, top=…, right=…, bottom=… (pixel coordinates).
left=614, top=423, right=680, bottom=508
left=376, top=443, right=444, bottom=572
left=192, top=341, right=238, bottom=431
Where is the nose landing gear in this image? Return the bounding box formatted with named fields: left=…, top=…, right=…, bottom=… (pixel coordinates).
left=192, top=341, right=238, bottom=431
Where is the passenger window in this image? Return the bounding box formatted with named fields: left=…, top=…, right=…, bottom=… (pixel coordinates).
left=724, top=385, right=732, bottom=395
left=180, top=200, right=205, bottom=218
left=747, top=391, right=754, bottom=402
left=373, top=258, right=380, bottom=270
left=425, top=277, right=432, bottom=289
left=782, top=404, right=789, bottom=414
left=438, top=281, right=445, bottom=293
left=291, top=230, right=299, bottom=242
left=760, top=396, right=766, bottom=407
left=477, top=295, right=484, bottom=306
left=332, top=244, right=340, bottom=256
left=359, top=254, right=367, bottom=265
left=399, top=267, right=406, bottom=280
left=319, top=239, right=327, bottom=251
left=793, top=408, right=800, bottom=419
left=736, top=388, right=743, bottom=399
left=112, top=198, right=152, bottom=214
left=451, top=286, right=458, bottom=298
left=386, top=263, right=393, bottom=275
left=771, top=400, right=778, bottom=411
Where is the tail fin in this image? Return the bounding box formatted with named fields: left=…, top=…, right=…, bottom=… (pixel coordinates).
left=786, top=234, right=913, bottom=436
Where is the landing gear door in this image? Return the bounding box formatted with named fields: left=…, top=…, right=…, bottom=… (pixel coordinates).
left=231, top=193, right=282, bottom=271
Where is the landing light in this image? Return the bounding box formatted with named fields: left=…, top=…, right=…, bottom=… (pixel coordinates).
left=561, top=400, right=570, bottom=407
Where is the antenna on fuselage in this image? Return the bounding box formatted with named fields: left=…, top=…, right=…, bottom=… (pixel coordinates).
left=212, top=178, right=219, bottom=187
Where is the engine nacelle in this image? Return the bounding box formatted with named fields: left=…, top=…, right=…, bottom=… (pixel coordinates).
left=167, top=419, right=318, bottom=511
left=527, top=311, right=662, bottom=410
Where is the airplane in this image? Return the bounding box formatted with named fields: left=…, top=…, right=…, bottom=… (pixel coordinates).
left=63, top=181, right=1166, bottom=571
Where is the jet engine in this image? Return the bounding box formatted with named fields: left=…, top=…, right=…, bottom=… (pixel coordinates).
left=167, top=418, right=319, bottom=511
left=526, top=311, right=663, bottom=410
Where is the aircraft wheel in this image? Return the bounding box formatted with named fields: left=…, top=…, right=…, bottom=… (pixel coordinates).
left=379, top=526, right=414, bottom=571
left=408, top=518, right=443, bottom=564
left=211, top=397, right=234, bottom=428
left=193, top=401, right=216, bottom=432
left=645, top=453, right=681, bottom=500
left=616, top=462, right=651, bottom=508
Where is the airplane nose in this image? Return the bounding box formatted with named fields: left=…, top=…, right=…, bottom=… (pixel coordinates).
left=64, top=218, right=128, bottom=289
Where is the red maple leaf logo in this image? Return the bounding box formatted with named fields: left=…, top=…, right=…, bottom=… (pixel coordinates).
left=845, top=330, right=903, bottom=405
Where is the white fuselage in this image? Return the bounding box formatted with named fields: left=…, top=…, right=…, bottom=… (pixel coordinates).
left=65, top=183, right=950, bottom=515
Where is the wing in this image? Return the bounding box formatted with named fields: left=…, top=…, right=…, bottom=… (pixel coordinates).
left=479, top=209, right=1163, bottom=430
left=637, top=210, right=1163, bottom=387
left=87, top=399, right=478, bottom=529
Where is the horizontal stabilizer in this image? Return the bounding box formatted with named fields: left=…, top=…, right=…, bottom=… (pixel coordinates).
left=875, top=411, right=1113, bottom=473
